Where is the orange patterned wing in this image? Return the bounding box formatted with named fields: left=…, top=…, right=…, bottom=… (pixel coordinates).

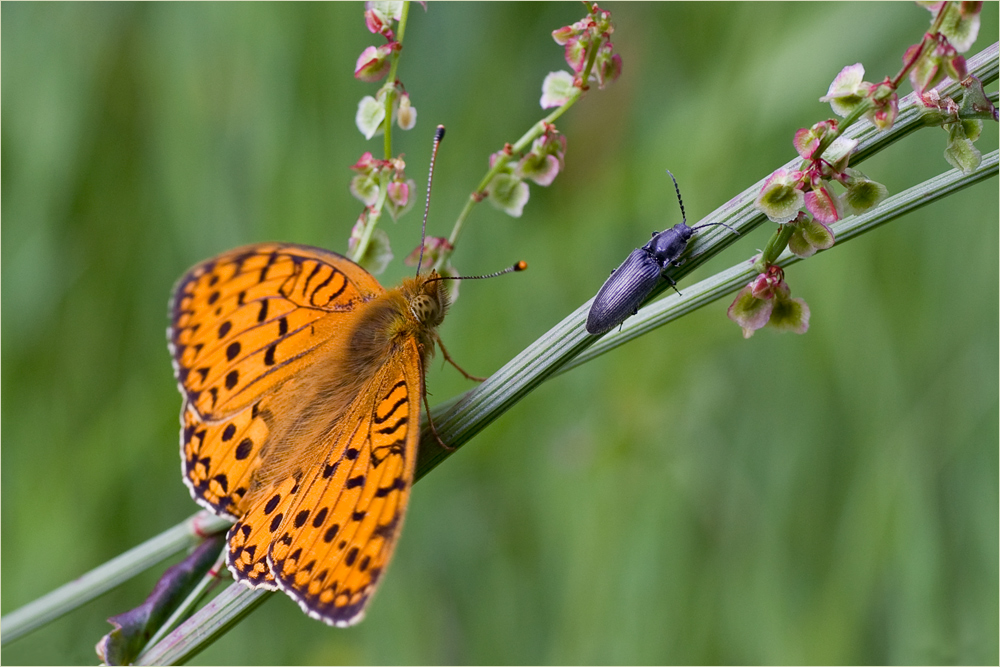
left=168, top=243, right=384, bottom=519
left=225, top=339, right=422, bottom=624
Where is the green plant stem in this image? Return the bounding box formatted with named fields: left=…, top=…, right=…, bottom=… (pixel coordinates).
left=440, top=93, right=581, bottom=262
left=382, top=1, right=410, bottom=160
left=0, top=511, right=231, bottom=646
left=437, top=33, right=605, bottom=269
left=134, top=585, right=271, bottom=666
left=755, top=221, right=796, bottom=271
left=350, top=2, right=410, bottom=265
left=136, top=550, right=228, bottom=661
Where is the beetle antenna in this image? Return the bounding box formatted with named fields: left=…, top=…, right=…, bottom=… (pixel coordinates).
left=691, top=221, right=740, bottom=235
left=425, top=261, right=528, bottom=283
left=665, top=168, right=686, bottom=226
left=416, top=125, right=446, bottom=276
left=665, top=169, right=739, bottom=236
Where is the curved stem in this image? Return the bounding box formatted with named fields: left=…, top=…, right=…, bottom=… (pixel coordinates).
left=382, top=1, right=410, bottom=159
left=437, top=26, right=606, bottom=268
left=351, top=2, right=411, bottom=265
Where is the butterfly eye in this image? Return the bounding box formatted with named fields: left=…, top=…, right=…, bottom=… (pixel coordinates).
left=410, top=294, right=440, bottom=324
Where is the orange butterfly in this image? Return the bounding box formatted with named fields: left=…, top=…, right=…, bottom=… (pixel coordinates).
left=168, top=242, right=453, bottom=626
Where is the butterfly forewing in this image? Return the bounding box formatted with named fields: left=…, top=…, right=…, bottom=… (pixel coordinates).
left=169, top=243, right=385, bottom=519
left=170, top=243, right=384, bottom=419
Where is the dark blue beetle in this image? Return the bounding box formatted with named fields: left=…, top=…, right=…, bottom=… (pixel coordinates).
left=586, top=171, right=738, bottom=335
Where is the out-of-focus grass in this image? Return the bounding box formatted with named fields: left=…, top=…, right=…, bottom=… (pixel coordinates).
left=2, top=3, right=996, bottom=664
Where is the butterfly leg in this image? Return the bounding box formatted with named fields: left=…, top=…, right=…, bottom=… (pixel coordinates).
left=422, top=390, right=455, bottom=452
left=435, top=335, right=486, bottom=382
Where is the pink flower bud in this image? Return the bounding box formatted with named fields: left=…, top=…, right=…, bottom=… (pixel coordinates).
left=385, top=177, right=415, bottom=221
left=387, top=180, right=409, bottom=208
left=354, top=42, right=400, bottom=82
left=350, top=152, right=379, bottom=173
left=865, top=82, right=899, bottom=131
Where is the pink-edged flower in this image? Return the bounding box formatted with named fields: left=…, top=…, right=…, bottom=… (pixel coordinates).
left=385, top=177, right=416, bottom=220
left=517, top=154, right=560, bottom=187
left=728, top=265, right=810, bottom=338
left=793, top=120, right=838, bottom=160
left=541, top=71, right=576, bottom=108
left=787, top=212, right=835, bottom=258
left=564, top=36, right=588, bottom=74
left=728, top=283, right=775, bottom=338
left=767, top=288, right=811, bottom=335
left=820, top=63, right=870, bottom=117
left=487, top=172, right=530, bottom=218
left=803, top=185, right=841, bottom=224
left=755, top=169, right=805, bottom=223
left=516, top=127, right=566, bottom=186
left=354, top=42, right=400, bottom=82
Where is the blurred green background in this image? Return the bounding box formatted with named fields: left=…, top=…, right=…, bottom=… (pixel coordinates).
left=3, top=3, right=997, bottom=664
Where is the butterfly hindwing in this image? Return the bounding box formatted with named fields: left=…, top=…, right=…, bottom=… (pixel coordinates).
left=180, top=396, right=276, bottom=519
left=255, top=344, right=420, bottom=626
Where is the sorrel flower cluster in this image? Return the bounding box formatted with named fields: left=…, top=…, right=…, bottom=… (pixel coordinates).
left=354, top=2, right=416, bottom=139
left=348, top=1, right=419, bottom=272
left=542, top=7, right=622, bottom=108
left=485, top=3, right=621, bottom=218
left=729, top=0, right=993, bottom=339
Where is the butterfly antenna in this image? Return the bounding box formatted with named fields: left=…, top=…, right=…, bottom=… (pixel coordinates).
left=416, top=125, right=446, bottom=276
left=425, top=261, right=528, bottom=283
left=665, top=168, right=686, bottom=226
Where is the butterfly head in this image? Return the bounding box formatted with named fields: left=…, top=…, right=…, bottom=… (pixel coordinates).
left=403, top=271, right=449, bottom=330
